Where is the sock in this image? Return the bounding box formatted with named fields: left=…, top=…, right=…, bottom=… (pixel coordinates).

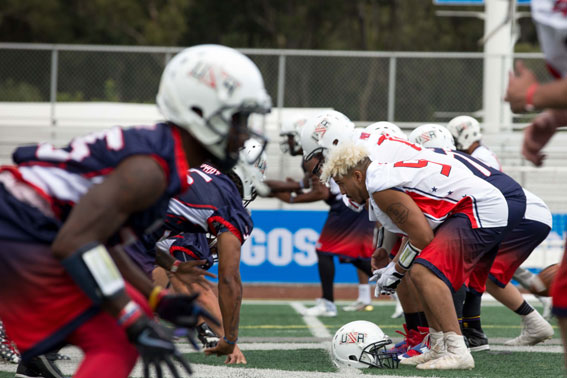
left=462, top=291, right=483, bottom=332
left=358, top=284, right=371, bottom=304
left=514, top=300, right=535, bottom=316
left=404, top=312, right=421, bottom=332
left=317, top=252, right=335, bottom=302
left=512, top=267, right=536, bottom=290
left=417, top=312, right=429, bottom=328
left=453, top=285, right=467, bottom=319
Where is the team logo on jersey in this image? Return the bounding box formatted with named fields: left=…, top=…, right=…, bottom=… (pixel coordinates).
left=340, top=332, right=366, bottom=344
left=553, top=0, right=567, bottom=16
left=312, top=119, right=330, bottom=141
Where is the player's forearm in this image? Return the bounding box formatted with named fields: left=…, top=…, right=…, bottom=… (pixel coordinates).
left=218, top=272, right=242, bottom=342
left=532, top=79, right=567, bottom=110
left=265, top=179, right=300, bottom=193
left=109, top=245, right=155, bottom=298
left=52, top=156, right=166, bottom=259
left=156, top=248, right=177, bottom=271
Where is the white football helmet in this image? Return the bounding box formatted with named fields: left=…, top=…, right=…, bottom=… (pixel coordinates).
left=409, top=123, right=456, bottom=149
left=279, top=116, right=307, bottom=155
left=331, top=320, right=398, bottom=369
left=364, top=121, right=407, bottom=140
left=447, top=115, right=482, bottom=151
left=156, top=44, right=272, bottom=169
left=300, top=110, right=355, bottom=162
left=232, top=139, right=268, bottom=205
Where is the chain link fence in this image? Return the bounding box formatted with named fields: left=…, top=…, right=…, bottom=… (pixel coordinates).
left=0, top=43, right=551, bottom=124
left=2, top=43, right=567, bottom=216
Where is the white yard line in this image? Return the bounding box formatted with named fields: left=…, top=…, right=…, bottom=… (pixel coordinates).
left=290, top=302, right=333, bottom=338
left=0, top=342, right=561, bottom=378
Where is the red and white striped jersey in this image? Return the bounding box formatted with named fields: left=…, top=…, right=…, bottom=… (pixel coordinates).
left=362, top=137, right=521, bottom=234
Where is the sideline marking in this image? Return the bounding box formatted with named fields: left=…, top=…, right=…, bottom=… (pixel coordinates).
left=290, top=302, right=332, bottom=338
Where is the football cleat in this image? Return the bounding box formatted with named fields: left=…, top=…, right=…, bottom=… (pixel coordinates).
left=462, top=327, right=490, bottom=352
left=303, top=298, right=337, bottom=317
left=400, top=330, right=444, bottom=366
left=388, top=324, right=428, bottom=357
left=417, top=333, right=473, bottom=370
left=504, top=311, right=554, bottom=346
left=0, top=322, right=20, bottom=364
left=197, top=322, right=220, bottom=349
left=343, top=301, right=373, bottom=312
left=15, top=355, right=65, bottom=378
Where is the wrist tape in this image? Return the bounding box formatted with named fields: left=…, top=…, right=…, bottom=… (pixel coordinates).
left=61, top=242, right=125, bottom=304
left=398, top=242, right=421, bottom=270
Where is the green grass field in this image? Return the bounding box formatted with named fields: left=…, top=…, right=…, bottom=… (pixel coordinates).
left=0, top=301, right=563, bottom=377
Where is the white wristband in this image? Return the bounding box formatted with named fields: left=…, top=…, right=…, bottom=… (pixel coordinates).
left=82, top=244, right=125, bottom=297
left=398, top=242, right=421, bottom=270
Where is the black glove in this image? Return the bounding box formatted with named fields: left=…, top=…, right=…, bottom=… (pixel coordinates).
left=126, top=315, right=192, bottom=378
left=156, top=293, right=220, bottom=329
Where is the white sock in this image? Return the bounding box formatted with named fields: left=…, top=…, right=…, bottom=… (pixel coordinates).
left=358, top=284, right=371, bottom=304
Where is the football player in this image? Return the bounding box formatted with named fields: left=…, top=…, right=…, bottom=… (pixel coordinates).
left=505, top=0, right=567, bottom=365
left=270, top=112, right=376, bottom=315
left=125, top=139, right=267, bottom=364
left=413, top=123, right=554, bottom=350
left=301, top=114, right=431, bottom=328
left=0, top=44, right=271, bottom=378
left=321, top=138, right=527, bottom=370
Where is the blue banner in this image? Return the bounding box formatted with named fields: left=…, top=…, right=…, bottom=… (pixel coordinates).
left=207, top=210, right=566, bottom=283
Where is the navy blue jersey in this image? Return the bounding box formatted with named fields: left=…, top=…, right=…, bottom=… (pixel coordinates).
left=0, top=123, right=189, bottom=243
left=133, top=163, right=252, bottom=271
left=163, top=163, right=253, bottom=243
left=161, top=233, right=214, bottom=270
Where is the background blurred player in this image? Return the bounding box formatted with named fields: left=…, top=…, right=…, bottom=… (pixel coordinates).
left=278, top=111, right=376, bottom=316
left=0, top=44, right=271, bottom=378
left=505, top=0, right=567, bottom=366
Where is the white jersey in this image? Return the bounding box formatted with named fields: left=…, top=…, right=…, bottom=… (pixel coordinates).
left=471, top=145, right=552, bottom=228
left=532, top=0, right=567, bottom=78
left=363, top=139, right=512, bottom=235
left=471, top=145, right=502, bottom=171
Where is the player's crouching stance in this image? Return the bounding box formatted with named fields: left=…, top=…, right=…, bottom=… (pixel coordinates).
left=0, top=44, right=271, bottom=378
left=321, top=142, right=526, bottom=370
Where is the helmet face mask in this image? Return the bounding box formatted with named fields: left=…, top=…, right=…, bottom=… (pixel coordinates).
left=280, top=117, right=306, bottom=156
left=230, top=139, right=268, bottom=206
left=358, top=340, right=399, bottom=369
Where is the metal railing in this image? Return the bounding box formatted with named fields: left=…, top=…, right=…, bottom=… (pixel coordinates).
left=0, top=43, right=549, bottom=128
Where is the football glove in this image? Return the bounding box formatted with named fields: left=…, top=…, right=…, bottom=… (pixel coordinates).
left=155, top=293, right=219, bottom=329
left=124, top=313, right=192, bottom=378
left=374, top=262, right=405, bottom=297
